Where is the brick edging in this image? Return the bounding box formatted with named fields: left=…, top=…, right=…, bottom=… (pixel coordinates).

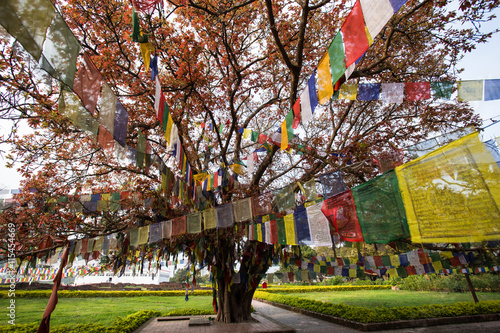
left=253, top=298, right=500, bottom=332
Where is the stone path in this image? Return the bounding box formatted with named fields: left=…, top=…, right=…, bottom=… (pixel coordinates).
left=134, top=299, right=500, bottom=333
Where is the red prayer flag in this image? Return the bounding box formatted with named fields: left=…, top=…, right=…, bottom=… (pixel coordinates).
left=172, top=216, right=187, bottom=236
left=270, top=220, right=278, bottom=244
left=405, top=82, right=431, bottom=101
left=73, top=53, right=103, bottom=116
left=97, top=125, right=115, bottom=156
left=292, top=98, right=301, bottom=129
left=157, top=93, right=165, bottom=124
left=373, top=256, right=384, bottom=267
left=405, top=266, right=417, bottom=276
left=341, top=1, right=370, bottom=67
left=131, top=0, right=162, bottom=14
left=321, top=190, right=363, bottom=242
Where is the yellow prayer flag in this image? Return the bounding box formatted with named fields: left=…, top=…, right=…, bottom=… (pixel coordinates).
left=243, top=128, right=252, bottom=139
left=284, top=213, right=297, bottom=245
left=432, top=261, right=443, bottom=272
left=365, top=26, right=373, bottom=45
left=339, top=83, right=358, bottom=100
left=257, top=224, right=262, bottom=242
left=349, top=269, right=357, bottom=278
left=314, top=264, right=321, bottom=273
left=390, top=255, right=400, bottom=267
left=317, top=54, right=333, bottom=104
left=281, top=120, right=288, bottom=151
left=396, top=132, right=500, bottom=243
left=165, top=112, right=173, bottom=143
left=230, top=164, right=245, bottom=175
left=387, top=268, right=398, bottom=278
left=139, top=42, right=153, bottom=71
left=262, top=215, right=270, bottom=223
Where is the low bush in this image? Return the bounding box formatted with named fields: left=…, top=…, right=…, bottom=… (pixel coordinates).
left=0, top=289, right=212, bottom=299
left=0, top=310, right=161, bottom=333
left=262, top=285, right=391, bottom=293
left=254, top=291, right=500, bottom=323
left=390, top=274, right=500, bottom=293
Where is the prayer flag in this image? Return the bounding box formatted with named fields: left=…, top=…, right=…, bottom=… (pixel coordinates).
left=358, top=83, right=380, bottom=100
left=281, top=109, right=295, bottom=150
left=339, top=83, right=358, bottom=100
left=360, top=0, right=394, bottom=40
left=300, top=72, right=319, bottom=124
left=319, top=170, right=348, bottom=198
left=396, top=132, right=500, bottom=243
left=341, top=1, right=370, bottom=67
left=274, top=184, right=295, bottom=212
left=150, top=54, right=158, bottom=81
left=97, top=125, right=115, bottom=156
left=98, top=82, right=116, bottom=134
left=276, top=217, right=287, bottom=245
left=172, top=216, right=187, bottom=236
left=284, top=213, right=297, bottom=245
left=114, top=101, right=128, bottom=147
left=73, top=53, right=103, bottom=116
left=243, top=128, right=252, bottom=139
left=187, top=212, right=202, bottom=234
left=306, top=202, right=333, bottom=246
left=140, top=42, right=153, bottom=71
left=484, top=79, right=500, bottom=101
left=327, top=32, right=346, bottom=87
left=131, top=0, right=162, bottom=14
left=233, top=198, right=253, bottom=222
left=321, top=190, right=363, bottom=242
left=352, top=170, right=410, bottom=243
left=203, top=208, right=217, bottom=230
left=381, top=83, right=404, bottom=103
left=317, top=54, right=334, bottom=104
left=390, top=0, right=408, bottom=13
left=457, top=80, right=483, bottom=101
left=216, top=203, right=234, bottom=229
left=430, top=81, right=454, bottom=99
left=292, top=99, right=301, bottom=129
left=138, top=226, right=149, bottom=245
left=405, top=82, right=431, bottom=101
left=294, top=206, right=311, bottom=245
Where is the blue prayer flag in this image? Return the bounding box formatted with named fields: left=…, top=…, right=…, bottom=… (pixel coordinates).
left=484, top=79, right=500, bottom=101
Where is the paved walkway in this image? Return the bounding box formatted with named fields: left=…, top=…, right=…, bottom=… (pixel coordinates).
left=134, top=300, right=500, bottom=332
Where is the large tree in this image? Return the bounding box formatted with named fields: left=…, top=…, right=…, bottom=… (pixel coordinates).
left=0, top=0, right=498, bottom=323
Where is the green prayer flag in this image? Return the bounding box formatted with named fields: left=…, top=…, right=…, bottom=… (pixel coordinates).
left=328, top=32, right=346, bottom=86
left=352, top=170, right=410, bottom=244
left=430, top=81, right=453, bottom=99
left=251, top=131, right=259, bottom=142
left=130, top=8, right=140, bottom=42
left=276, top=217, right=287, bottom=245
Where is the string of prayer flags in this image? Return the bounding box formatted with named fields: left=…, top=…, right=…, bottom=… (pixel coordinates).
left=396, top=132, right=500, bottom=243
left=319, top=170, right=348, bottom=199
left=352, top=170, right=410, bottom=244
left=321, top=190, right=364, bottom=242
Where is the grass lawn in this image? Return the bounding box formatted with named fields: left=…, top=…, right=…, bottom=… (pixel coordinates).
left=279, top=290, right=500, bottom=308
left=0, top=295, right=214, bottom=326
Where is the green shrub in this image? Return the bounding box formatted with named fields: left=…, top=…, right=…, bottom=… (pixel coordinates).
left=394, top=274, right=500, bottom=293
left=254, top=291, right=500, bottom=323
left=0, top=290, right=212, bottom=299
left=262, top=285, right=391, bottom=293
left=165, top=308, right=214, bottom=316
left=0, top=310, right=161, bottom=333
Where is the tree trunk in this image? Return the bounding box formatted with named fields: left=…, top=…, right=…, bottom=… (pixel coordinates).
left=213, top=237, right=273, bottom=323
left=216, top=280, right=257, bottom=323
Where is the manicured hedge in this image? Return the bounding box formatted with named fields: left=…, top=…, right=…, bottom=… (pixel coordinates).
left=262, top=285, right=391, bottom=293
left=0, top=310, right=161, bottom=333
left=0, top=289, right=212, bottom=299
left=254, top=291, right=500, bottom=323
